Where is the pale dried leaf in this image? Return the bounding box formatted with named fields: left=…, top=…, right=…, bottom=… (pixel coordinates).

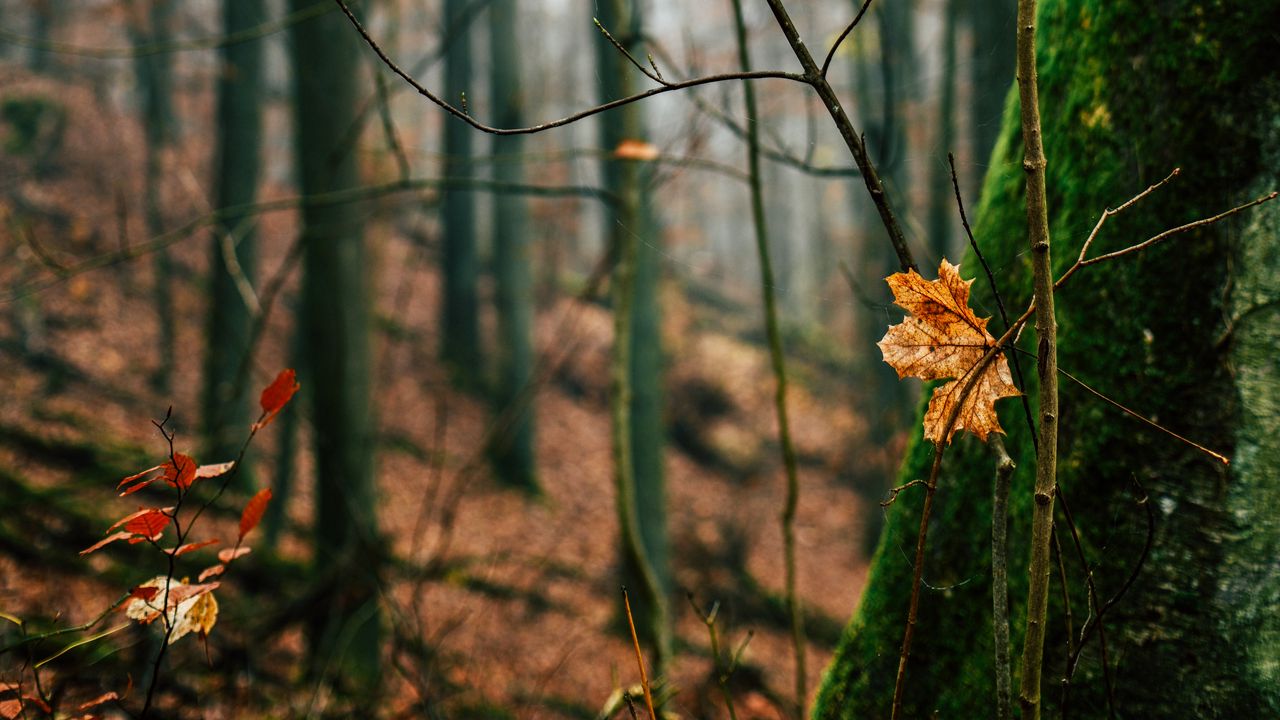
left=878, top=259, right=1020, bottom=443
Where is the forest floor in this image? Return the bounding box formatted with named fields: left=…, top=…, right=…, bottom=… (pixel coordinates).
left=0, top=65, right=906, bottom=719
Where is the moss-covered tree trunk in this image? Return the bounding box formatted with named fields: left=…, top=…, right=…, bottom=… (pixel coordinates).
left=816, top=0, right=1280, bottom=717
left=203, top=0, right=264, bottom=483
left=289, top=0, right=381, bottom=692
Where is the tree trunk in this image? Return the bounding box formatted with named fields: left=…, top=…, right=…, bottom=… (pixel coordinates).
left=28, top=0, right=58, bottom=72
left=130, top=0, right=176, bottom=394
left=486, top=0, right=538, bottom=492
left=816, top=1, right=1280, bottom=717
left=969, top=0, right=1016, bottom=195
left=926, top=0, right=959, bottom=263
left=288, top=0, right=381, bottom=692
left=203, top=0, right=265, bottom=483
left=440, top=0, right=481, bottom=387
left=596, top=0, right=671, bottom=674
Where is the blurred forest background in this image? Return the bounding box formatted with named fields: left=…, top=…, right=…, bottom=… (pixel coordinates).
left=1, top=0, right=1024, bottom=716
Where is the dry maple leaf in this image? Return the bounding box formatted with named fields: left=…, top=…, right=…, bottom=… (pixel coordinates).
left=877, top=259, right=1020, bottom=444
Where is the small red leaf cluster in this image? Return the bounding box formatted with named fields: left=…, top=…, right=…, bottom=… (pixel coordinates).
left=33, top=372, right=300, bottom=716
left=79, top=373, right=294, bottom=637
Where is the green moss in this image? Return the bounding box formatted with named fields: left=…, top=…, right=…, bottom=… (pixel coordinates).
left=816, top=0, right=1280, bottom=716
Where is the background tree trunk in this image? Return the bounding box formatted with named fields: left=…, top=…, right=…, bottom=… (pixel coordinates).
left=926, top=0, right=959, bottom=264
left=487, top=0, right=537, bottom=492
left=289, top=0, right=381, bottom=692
left=203, top=0, right=265, bottom=484
left=595, top=0, right=671, bottom=672
left=815, top=0, right=1280, bottom=716
left=129, top=0, right=176, bottom=394
left=440, top=0, right=481, bottom=387
left=969, top=0, right=1016, bottom=196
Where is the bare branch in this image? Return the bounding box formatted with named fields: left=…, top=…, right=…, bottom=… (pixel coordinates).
left=333, top=0, right=807, bottom=136
left=819, top=0, right=874, bottom=79
left=1079, top=190, right=1277, bottom=269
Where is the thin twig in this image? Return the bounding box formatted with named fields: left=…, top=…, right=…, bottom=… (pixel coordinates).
left=688, top=593, right=741, bottom=720
left=890, top=323, right=1020, bottom=719
left=990, top=435, right=1014, bottom=720
left=333, top=0, right=806, bottom=136
left=728, top=0, right=805, bottom=714
left=623, top=588, right=658, bottom=720
left=819, top=0, right=874, bottom=79
left=880, top=479, right=927, bottom=507
left=1068, top=478, right=1154, bottom=677
left=1052, top=167, right=1181, bottom=289
left=594, top=18, right=668, bottom=87
left=762, top=0, right=917, bottom=273
left=1079, top=191, right=1275, bottom=270
left=1046, top=361, right=1228, bottom=464
left=2, top=177, right=615, bottom=304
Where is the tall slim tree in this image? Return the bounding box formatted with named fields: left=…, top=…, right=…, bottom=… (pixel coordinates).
left=289, top=0, right=381, bottom=691
left=596, top=0, right=672, bottom=673
left=203, top=0, right=265, bottom=482
left=969, top=0, right=1016, bottom=193
left=816, top=0, right=1280, bottom=716
left=129, top=0, right=176, bottom=393
left=440, top=0, right=481, bottom=386
left=487, top=0, right=538, bottom=491
left=926, top=0, right=959, bottom=263
left=856, top=0, right=917, bottom=446
left=27, top=0, right=59, bottom=72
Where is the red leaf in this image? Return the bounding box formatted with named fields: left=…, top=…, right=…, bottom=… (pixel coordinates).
left=217, top=547, right=251, bottom=563
left=80, top=532, right=132, bottom=555
left=161, top=453, right=198, bottom=489
left=239, top=488, right=272, bottom=540
left=0, top=684, right=14, bottom=694
left=168, top=538, right=220, bottom=557
left=129, top=585, right=159, bottom=603
left=253, top=370, right=299, bottom=431
left=0, top=698, right=20, bottom=720
left=124, top=509, right=170, bottom=539
left=197, top=564, right=226, bottom=582
left=107, top=507, right=173, bottom=534
left=117, top=465, right=163, bottom=495
left=77, top=691, right=119, bottom=711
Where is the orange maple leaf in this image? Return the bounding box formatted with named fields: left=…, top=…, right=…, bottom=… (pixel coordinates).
left=877, top=259, right=1019, bottom=444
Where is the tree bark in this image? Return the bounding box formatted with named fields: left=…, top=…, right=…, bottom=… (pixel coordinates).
left=596, top=0, right=671, bottom=675
left=203, top=0, right=265, bottom=484
left=440, top=0, right=481, bottom=387
left=487, top=0, right=538, bottom=491
left=129, top=0, right=176, bottom=394
left=815, top=0, right=1280, bottom=716
left=289, top=0, right=381, bottom=691
left=969, top=0, right=1016, bottom=196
